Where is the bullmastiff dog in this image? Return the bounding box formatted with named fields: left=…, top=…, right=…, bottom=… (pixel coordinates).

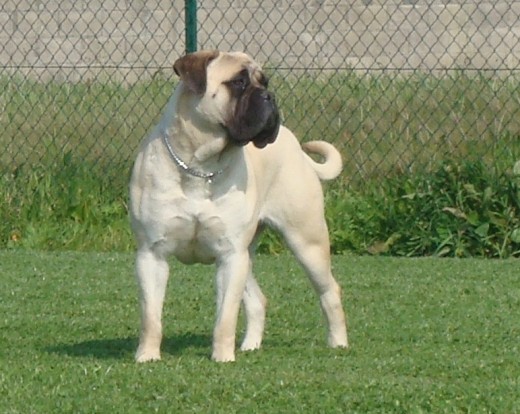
left=129, top=50, right=348, bottom=362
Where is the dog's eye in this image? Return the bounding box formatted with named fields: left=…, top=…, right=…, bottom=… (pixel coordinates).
left=230, top=77, right=248, bottom=90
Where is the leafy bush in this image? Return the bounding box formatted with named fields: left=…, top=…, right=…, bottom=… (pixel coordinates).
left=326, top=159, right=520, bottom=258
left=2, top=156, right=518, bottom=257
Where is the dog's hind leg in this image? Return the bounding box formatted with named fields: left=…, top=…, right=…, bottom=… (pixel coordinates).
left=240, top=271, right=267, bottom=352
left=283, top=223, right=348, bottom=349
left=239, top=229, right=267, bottom=352
left=135, top=247, right=169, bottom=362
left=212, top=252, right=251, bottom=362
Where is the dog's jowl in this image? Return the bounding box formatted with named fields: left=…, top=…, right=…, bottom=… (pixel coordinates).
left=129, top=50, right=348, bottom=362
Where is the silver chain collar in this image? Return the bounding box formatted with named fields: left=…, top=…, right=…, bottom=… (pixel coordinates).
left=161, top=132, right=224, bottom=183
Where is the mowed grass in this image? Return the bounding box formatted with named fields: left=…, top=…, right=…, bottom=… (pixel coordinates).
left=1, top=251, right=519, bottom=413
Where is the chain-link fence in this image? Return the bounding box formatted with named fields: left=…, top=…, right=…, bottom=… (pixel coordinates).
left=1, top=1, right=520, bottom=185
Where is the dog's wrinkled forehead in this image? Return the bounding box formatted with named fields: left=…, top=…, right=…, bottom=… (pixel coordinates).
left=207, top=52, right=264, bottom=87
left=174, top=51, right=265, bottom=96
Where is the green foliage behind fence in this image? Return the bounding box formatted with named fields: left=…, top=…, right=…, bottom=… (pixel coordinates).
left=1, top=73, right=519, bottom=256
left=2, top=1, right=520, bottom=257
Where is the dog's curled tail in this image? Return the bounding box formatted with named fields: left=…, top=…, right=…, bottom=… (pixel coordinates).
left=302, top=140, right=343, bottom=181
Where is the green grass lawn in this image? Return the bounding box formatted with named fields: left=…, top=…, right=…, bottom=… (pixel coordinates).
left=1, top=251, right=519, bottom=413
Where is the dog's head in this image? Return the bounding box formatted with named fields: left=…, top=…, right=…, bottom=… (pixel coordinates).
left=173, top=50, right=280, bottom=149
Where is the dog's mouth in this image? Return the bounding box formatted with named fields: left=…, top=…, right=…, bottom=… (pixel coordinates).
left=224, top=88, right=281, bottom=149
left=249, top=110, right=280, bottom=148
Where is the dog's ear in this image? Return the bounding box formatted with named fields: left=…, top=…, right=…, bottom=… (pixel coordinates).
left=173, top=50, right=219, bottom=95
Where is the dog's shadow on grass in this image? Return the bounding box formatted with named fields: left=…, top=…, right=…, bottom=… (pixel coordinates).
left=46, top=333, right=211, bottom=360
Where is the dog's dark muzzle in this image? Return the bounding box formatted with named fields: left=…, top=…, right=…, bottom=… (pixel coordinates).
left=225, top=88, right=281, bottom=149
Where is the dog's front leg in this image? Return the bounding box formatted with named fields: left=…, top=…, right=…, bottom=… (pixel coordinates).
left=135, top=248, right=169, bottom=363
left=212, top=253, right=250, bottom=362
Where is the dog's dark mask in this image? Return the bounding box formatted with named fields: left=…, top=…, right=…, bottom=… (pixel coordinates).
left=223, top=69, right=280, bottom=149
left=174, top=52, right=280, bottom=149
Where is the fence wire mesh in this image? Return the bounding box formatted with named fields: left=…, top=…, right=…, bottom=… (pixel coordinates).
left=1, top=1, right=520, bottom=185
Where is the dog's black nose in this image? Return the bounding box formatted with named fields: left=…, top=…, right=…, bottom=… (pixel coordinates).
left=259, top=90, right=272, bottom=102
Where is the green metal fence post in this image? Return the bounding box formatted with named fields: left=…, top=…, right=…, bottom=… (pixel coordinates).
left=185, top=0, right=197, bottom=53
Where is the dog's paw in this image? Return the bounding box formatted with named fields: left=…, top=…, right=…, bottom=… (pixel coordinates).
left=211, top=349, right=236, bottom=363
left=212, top=355, right=235, bottom=363
left=240, top=338, right=262, bottom=352
left=135, top=348, right=161, bottom=363
left=328, top=335, right=349, bottom=349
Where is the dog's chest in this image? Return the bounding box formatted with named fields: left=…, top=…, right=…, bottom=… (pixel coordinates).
left=141, top=188, right=251, bottom=264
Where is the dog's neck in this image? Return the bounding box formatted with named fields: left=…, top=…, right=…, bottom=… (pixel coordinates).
left=161, top=129, right=227, bottom=182
left=175, top=115, right=229, bottom=163
left=160, top=87, right=237, bottom=182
